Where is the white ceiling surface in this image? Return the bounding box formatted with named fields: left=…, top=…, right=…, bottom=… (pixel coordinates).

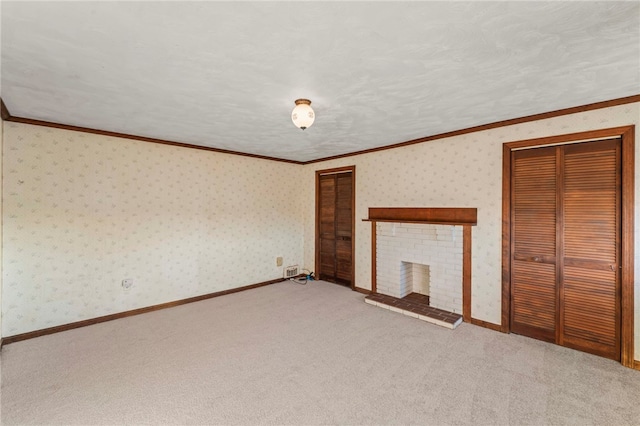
left=2, top=2, right=639, bottom=162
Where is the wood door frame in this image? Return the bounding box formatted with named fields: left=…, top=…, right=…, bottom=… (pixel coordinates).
left=501, top=125, right=635, bottom=368
left=315, top=165, right=356, bottom=289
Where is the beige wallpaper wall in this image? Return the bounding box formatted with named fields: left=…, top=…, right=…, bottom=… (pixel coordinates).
left=2, top=122, right=304, bottom=336
left=3, top=103, right=639, bottom=362
left=302, top=102, right=640, bottom=359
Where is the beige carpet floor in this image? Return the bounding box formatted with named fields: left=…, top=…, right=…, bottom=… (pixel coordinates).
left=1, top=280, right=639, bottom=425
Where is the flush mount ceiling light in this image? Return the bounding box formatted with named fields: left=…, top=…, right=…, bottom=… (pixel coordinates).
left=291, top=99, right=315, bottom=130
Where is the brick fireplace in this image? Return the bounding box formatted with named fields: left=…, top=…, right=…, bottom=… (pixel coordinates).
left=376, top=222, right=463, bottom=313
left=364, top=208, right=477, bottom=329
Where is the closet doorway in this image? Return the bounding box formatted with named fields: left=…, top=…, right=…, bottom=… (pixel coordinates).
left=502, top=126, right=635, bottom=367
left=315, top=166, right=355, bottom=288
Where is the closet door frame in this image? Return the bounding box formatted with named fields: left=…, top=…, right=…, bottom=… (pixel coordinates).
left=315, top=165, right=356, bottom=289
left=501, top=125, right=635, bottom=368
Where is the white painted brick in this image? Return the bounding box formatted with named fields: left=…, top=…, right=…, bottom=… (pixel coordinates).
left=442, top=256, right=457, bottom=270
left=414, top=278, right=429, bottom=289
left=424, top=239, right=438, bottom=246
left=437, top=240, right=455, bottom=248
left=419, top=254, right=434, bottom=263
left=413, top=243, right=434, bottom=251
left=376, top=270, right=394, bottom=279
left=376, top=278, right=393, bottom=287
left=444, top=294, right=461, bottom=304
left=376, top=223, right=463, bottom=312
left=389, top=240, right=405, bottom=248
left=401, top=223, right=425, bottom=229
left=400, top=235, right=427, bottom=243
left=436, top=227, right=453, bottom=237
left=402, top=239, right=419, bottom=248
left=444, top=277, right=461, bottom=286
left=377, top=272, right=396, bottom=281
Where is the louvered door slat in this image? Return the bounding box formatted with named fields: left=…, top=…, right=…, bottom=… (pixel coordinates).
left=564, top=271, right=617, bottom=350
left=511, top=261, right=556, bottom=340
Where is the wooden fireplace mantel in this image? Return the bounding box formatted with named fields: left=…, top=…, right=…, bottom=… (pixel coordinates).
left=363, top=207, right=477, bottom=225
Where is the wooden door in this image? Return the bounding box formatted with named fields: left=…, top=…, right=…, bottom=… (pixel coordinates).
left=317, top=170, right=354, bottom=287
left=561, top=140, right=621, bottom=358
left=511, top=146, right=558, bottom=342
left=511, top=139, right=621, bottom=360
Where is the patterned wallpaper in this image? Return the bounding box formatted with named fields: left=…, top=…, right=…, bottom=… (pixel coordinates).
left=302, top=102, right=640, bottom=358
left=2, top=122, right=304, bottom=336
left=3, top=103, right=640, bottom=361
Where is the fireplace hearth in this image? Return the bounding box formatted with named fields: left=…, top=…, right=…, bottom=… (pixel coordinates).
left=365, top=292, right=463, bottom=329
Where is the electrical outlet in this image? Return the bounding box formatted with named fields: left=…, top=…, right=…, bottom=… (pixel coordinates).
left=122, top=278, right=133, bottom=291
left=276, top=257, right=283, bottom=267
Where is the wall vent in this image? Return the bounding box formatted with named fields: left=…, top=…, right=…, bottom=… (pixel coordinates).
left=284, top=265, right=299, bottom=279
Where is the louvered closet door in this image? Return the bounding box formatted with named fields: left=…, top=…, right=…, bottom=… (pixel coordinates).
left=561, top=140, right=620, bottom=359
left=319, top=175, right=337, bottom=281
left=318, top=172, right=353, bottom=286
left=334, top=173, right=353, bottom=285
left=511, top=139, right=621, bottom=360
left=511, top=146, right=558, bottom=342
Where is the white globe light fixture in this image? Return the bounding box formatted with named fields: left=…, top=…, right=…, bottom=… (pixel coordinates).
left=291, top=99, right=315, bottom=130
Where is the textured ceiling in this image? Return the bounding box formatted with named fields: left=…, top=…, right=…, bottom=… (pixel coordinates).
left=1, top=1, right=639, bottom=162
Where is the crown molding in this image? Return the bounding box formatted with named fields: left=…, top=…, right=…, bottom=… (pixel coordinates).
left=2, top=94, right=638, bottom=165
left=302, top=94, right=640, bottom=164
left=1, top=103, right=303, bottom=165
